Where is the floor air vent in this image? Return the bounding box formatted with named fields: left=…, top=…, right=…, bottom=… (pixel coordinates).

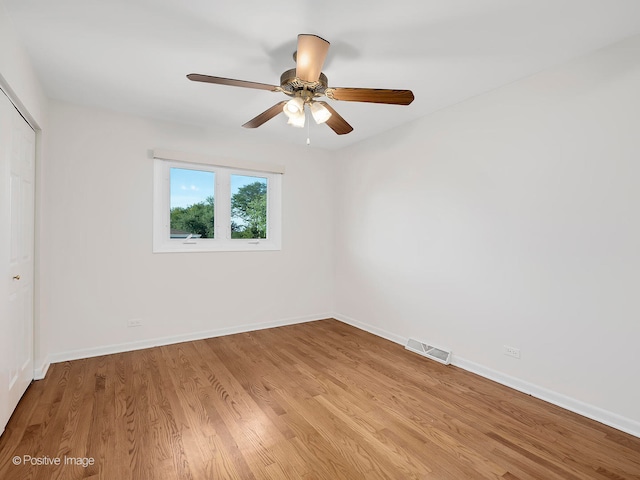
left=405, top=338, right=452, bottom=365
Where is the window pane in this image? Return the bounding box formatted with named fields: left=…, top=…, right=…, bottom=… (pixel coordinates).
left=170, top=168, right=215, bottom=239
left=231, top=174, right=267, bottom=239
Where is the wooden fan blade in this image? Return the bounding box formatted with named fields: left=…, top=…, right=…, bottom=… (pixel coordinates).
left=295, top=34, right=330, bottom=83
left=242, top=101, right=287, bottom=128
left=187, top=74, right=279, bottom=92
left=327, top=87, right=414, bottom=105
left=316, top=101, right=353, bottom=135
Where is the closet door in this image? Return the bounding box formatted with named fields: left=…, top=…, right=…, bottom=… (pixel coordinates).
left=0, top=91, right=35, bottom=435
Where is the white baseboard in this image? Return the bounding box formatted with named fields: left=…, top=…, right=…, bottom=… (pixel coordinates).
left=451, top=356, right=640, bottom=438
left=334, top=313, right=407, bottom=346
left=34, top=361, right=50, bottom=381
left=37, top=313, right=331, bottom=374
left=333, top=313, right=640, bottom=439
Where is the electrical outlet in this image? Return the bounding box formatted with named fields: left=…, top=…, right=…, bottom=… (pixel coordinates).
left=503, top=345, right=520, bottom=359
left=127, top=318, right=142, bottom=328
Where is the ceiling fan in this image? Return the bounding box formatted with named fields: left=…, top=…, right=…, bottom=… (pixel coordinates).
left=187, top=34, right=414, bottom=135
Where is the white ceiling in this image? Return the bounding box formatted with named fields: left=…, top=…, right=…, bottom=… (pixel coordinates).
left=4, top=0, right=640, bottom=150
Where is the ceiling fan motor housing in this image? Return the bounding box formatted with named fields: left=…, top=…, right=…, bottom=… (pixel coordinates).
left=280, top=68, right=328, bottom=99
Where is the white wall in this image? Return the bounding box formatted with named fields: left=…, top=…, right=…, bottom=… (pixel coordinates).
left=39, top=101, right=335, bottom=363
left=334, top=35, right=640, bottom=434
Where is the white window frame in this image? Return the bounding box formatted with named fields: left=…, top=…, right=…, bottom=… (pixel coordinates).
left=153, top=157, right=282, bottom=253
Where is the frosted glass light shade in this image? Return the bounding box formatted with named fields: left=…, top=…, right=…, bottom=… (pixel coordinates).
left=284, top=97, right=304, bottom=115
left=286, top=110, right=305, bottom=128
left=310, top=102, right=331, bottom=124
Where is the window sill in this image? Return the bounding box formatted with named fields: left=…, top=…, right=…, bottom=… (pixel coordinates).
left=153, top=239, right=281, bottom=253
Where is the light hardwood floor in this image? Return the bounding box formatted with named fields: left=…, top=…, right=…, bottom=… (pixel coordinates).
left=0, top=319, right=638, bottom=479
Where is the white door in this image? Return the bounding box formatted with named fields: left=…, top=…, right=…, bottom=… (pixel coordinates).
left=0, top=91, right=35, bottom=434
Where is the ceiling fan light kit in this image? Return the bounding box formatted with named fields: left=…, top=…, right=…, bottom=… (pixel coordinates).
left=187, top=34, right=414, bottom=139
left=282, top=99, right=332, bottom=129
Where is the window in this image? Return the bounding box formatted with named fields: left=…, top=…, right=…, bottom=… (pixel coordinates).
left=153, top=157, right=281, bottom=252
left=230, top=174, right=267, bottom=239
left=170, top=167, right=215, bottom=239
